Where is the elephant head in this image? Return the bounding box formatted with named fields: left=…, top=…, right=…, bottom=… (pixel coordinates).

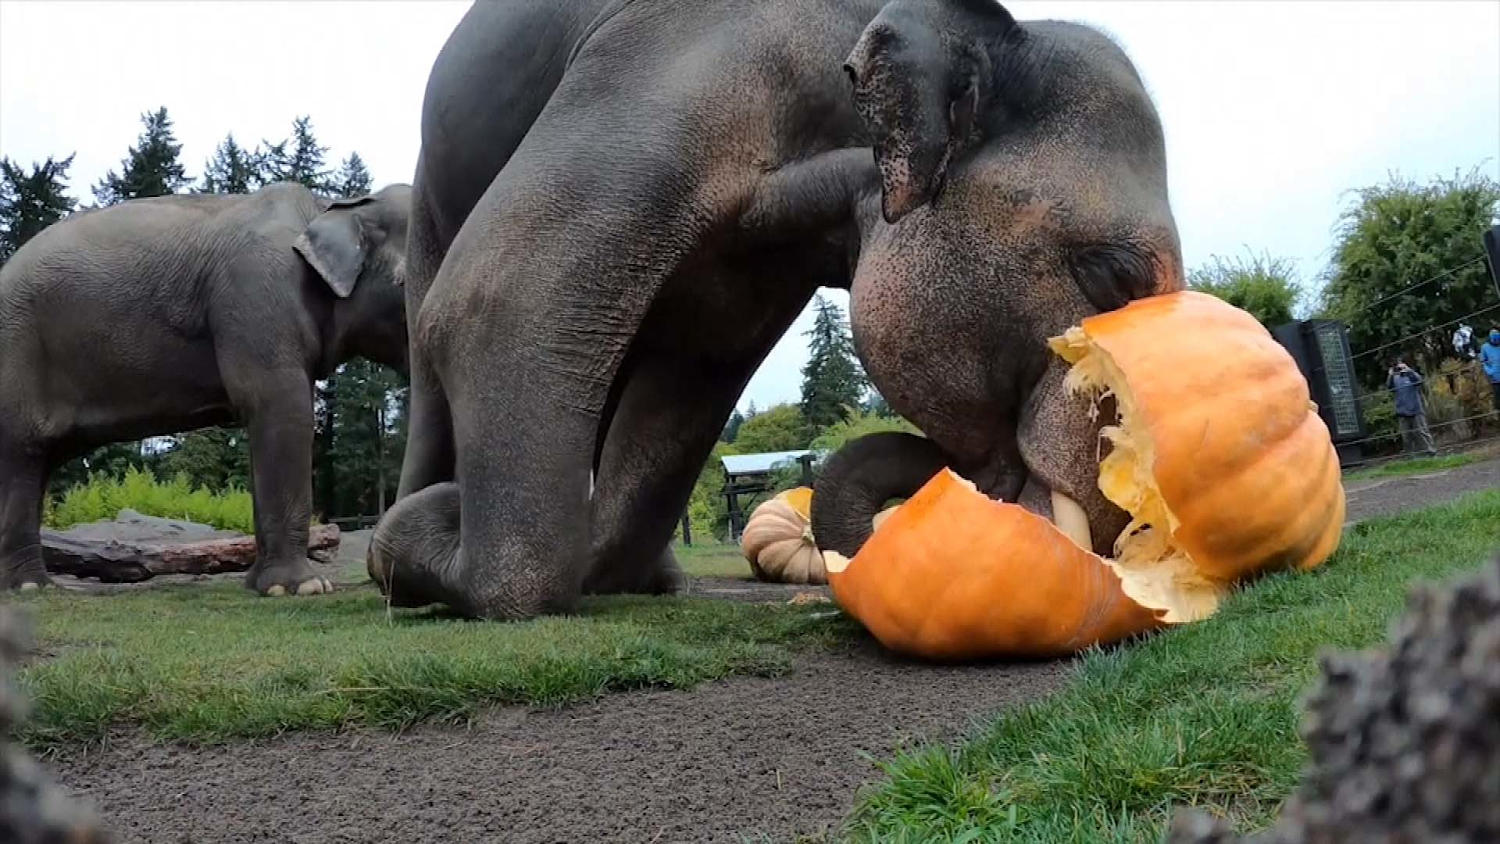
left=825, top=0, right=1184, bottom=557
left=294, top=182, right=413, bottom=375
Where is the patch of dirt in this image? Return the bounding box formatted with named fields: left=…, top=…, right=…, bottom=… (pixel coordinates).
left=1342, top=457, right=1500, bottom=526
left=49, top=643, right=1067, bottom=844
left=39, top=458, right=1500, bottom=843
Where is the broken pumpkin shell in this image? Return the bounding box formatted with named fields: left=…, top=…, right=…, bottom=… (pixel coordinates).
left=740, top=487, right=825, bottom=584
left=823, top=290, right=1346, bottom=661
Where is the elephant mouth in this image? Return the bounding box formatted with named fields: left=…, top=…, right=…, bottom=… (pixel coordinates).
left=808, top=430, right=1116, bottom=563
left=965, top=456, right=1099, bottom=555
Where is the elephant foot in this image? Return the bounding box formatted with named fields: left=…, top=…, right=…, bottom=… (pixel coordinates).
left=642, top=547, right=686, bottom=595
left=583, top=545, right=685, bottom=596
left=246, top=559, right=333, bottom=597
left=2, top=560, right=52, bottom=592
left=367, top=482, right=464, bottom=609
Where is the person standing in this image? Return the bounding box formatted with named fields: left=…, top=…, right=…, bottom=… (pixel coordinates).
left=1482, top=328, right=1500, bottom=414
left=1387, top=358, right=1437, bottom=457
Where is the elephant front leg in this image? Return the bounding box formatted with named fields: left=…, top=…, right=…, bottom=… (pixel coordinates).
left=585, top=281, right=817, bottom=595
left=239, top=377, right=331, bottom=597
left=0, top=445, right=49, bottom=591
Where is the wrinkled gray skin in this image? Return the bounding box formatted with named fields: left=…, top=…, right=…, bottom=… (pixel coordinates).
left=372, top=0, right=1183, bottom=619
left=0, top=182, right=411, bottom=596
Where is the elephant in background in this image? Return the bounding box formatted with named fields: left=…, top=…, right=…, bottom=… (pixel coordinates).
left=370, top=0, right=1183, bottom=619
left=0, top=181, right=412, bottom=595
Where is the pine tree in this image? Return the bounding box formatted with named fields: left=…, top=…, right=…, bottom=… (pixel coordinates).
left=332, top=152, right=373, bottom=199
left=93, top=107, right=190, bottom=205
left=798, top=295, right=869, bottom=430
left=0, top=154, right=76, bottom=263
left=261, top=116, right=331, bottom=193
left=198, top=134, right=262, bottom=195
left=721, top=409, right=746, bottom=444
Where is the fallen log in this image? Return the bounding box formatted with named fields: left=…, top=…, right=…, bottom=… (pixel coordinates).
left=41, top=523, right=342, bottom=583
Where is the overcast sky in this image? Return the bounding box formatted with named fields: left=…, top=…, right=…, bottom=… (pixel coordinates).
left=2, top=0, right=1497, bottom=412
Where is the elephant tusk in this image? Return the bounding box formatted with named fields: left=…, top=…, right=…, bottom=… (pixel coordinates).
left=1051, top=491, right=1093, bottom=552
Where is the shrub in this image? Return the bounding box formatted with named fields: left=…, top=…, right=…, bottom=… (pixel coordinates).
left=45, top=467, right=255, bottom=533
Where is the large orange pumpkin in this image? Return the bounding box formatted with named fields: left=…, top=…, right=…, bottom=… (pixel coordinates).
left=822, top=291, right=1346, bottom=660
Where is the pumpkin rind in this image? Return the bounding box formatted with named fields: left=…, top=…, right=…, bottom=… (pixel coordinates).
left=1048, top=290, right=1345, bottom=620
left=740, top=488, right=825, bottom=585
left=824, top=469, right=1166, bottom=660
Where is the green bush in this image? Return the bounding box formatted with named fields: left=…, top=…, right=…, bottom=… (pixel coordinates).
left=45, top=467, right=255, bottom=534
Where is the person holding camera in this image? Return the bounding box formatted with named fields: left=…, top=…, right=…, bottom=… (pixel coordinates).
left=1387, top=357, right=1437, bottom=457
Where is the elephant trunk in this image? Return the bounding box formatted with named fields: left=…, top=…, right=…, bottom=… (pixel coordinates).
left=810, top=432, right=949, bottom=558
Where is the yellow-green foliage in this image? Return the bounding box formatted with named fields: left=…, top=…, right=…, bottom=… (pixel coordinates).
left=45, top=467, right=255, bottom=534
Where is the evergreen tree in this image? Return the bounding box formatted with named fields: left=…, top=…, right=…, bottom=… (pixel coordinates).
left=198, top=134, right=262, bottom=194
left=0, top=154, right=76, bottom=263
left=721, top=409, right=746, bottom=444
left=93, top=107, right=190, bottom=205
left=261, top=116, right=331, bottom=193
left=327, top=360, right=408, bottom=517
left=798, top=295, right=869, bottom=430
left=332, top=152, right=373, bottom=198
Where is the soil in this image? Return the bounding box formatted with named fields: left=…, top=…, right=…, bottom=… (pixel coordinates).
left=40, top=458, right=1500, bottom=844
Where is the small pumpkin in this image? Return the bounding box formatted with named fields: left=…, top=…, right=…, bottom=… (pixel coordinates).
left=822, top=291, right=1346, bottom=660
left=740, top=487, right=824, bottom=584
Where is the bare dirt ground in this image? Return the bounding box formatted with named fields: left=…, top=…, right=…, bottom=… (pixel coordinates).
left=42, top=457, right=1500, bottom=844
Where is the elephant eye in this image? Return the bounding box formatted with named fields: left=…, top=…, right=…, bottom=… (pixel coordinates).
left=1067, top=242, right=1160, bottom=313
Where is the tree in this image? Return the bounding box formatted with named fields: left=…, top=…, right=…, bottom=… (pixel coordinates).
left=1320, top=168, right=1500, bottom=386
left=0, top=154, right=76, bottom=263
left=332, top=152, right=373, bottom=198
left=325, top=360, right=408, bottom=518
left=261, top=116, right=331, bottom=193
left=721, top=408, right=746, bottom=444
left=799, top=295, right=869, bottom=430
left=93, top=107, right=190, bottom=205
left=198, top=134, right=262, bottom=194
left=862, top=388, right=895, bottom=419
left=733, top=403, right=812, bottom=453
left=1188, top=250, right=1303, bottom=329
left=158, top=428, right=251, bottom=492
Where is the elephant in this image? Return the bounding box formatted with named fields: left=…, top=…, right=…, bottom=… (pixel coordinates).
left=369, top=0, right=1184, bottom=620
left=0, top=181, right=412, bottom=595
left=386, top=0, right=671, bottom=595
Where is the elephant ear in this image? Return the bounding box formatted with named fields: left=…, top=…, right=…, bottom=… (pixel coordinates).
left=844, top=0, right=1017, bottom=223
left=294, top=195, right=376, bottom=299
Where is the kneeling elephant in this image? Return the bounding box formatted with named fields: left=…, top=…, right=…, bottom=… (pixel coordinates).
left=372, top=0, right=1185, bottom=619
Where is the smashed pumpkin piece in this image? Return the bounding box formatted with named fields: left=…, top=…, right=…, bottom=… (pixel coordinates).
left=824, top=291, right=1346, bottom=660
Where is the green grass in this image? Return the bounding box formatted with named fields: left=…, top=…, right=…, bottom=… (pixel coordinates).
left=676, top=541, right=758, bottom=579
left=841, top=489, right=1500, bottom=843
left=14, top=582, right=855, bottom=749
left=1343, top=452, right=1479, bottom=481
left=45, top=466, right=255, bottom=533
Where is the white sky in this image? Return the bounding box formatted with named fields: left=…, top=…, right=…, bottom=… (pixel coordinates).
left=2, top=1, right=1497, bottom=412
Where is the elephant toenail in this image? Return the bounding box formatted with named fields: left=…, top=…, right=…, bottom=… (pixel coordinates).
left=266, top=584, right=287, bottom=597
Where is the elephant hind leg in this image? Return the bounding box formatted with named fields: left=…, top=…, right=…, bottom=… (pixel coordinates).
left=0, top=443, right=50, bottom=591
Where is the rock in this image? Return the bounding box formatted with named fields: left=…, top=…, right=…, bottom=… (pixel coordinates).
left=1, top=606, right=110, bottom=843
left=41, top=511, right=340, bottom=583
left=1167, top=553, right=1500, bottom=843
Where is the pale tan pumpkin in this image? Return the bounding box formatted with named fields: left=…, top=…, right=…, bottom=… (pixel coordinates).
left=740, top=487, right=825, bottom=584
